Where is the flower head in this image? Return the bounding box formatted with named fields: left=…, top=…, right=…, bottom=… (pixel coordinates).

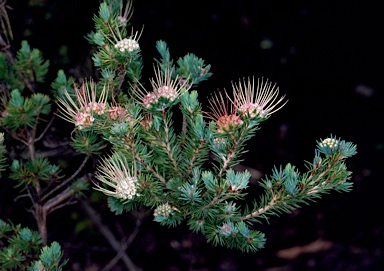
left=134, top=65, right=190, bottom=110
left=320, top=138, right=339, bottom=149
left=219, top=222, right=234, bottom=236
left=94, top=153, right=138, bottom=200
left=207, top=91, right=243, bottom=133
left=114, top=37, right=139, bottom=52
left=141, top=113, right=153, bottom=130
left=232, top=77, right=287, bottom=119
left=117, top=0, right=133, bottom=26
left=317, top=136, right=345, bottom=156
left=114, top=28, right=142, bottom=53
left=57, top=80, right=108, bottom=129
left=107, top=105, right=131, bottom=122
left=154, top=203, right=172, bottom=218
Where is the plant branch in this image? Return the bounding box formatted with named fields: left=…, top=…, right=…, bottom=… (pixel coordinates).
left=43, top=186, right=76, bottom=215
left=5, top=128, right=28, bottom=145
left=186, top=139, right=205, bottom=176
left=161, top=110, right=181, bottom=176
left=79, top=198, right=141, bottom=271
left=113, top=65, right=126, bottom=102
left=240, top=194, right=279, bottom=221
left=240, top=159, right=342, bottom=222
left=41, top=155, right=89, bottom=201
left=136, top=152, right=167, bottom=185
left=35, top=113, right=56, bottom=142
left=0, top=1, right=14, bottom=43
left=100, top=211, right=144, bottom=271
left=217, top=128, right=249, bottom=178
left=48, top=199, right=77, bottom=213
left=203, top=192, right=230, bottom=210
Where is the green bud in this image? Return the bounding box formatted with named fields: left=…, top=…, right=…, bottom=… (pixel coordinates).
left=99, top=2, right=110, bottom=21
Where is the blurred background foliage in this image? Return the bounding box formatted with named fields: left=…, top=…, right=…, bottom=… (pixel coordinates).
left=1, top=0, right=383, bottom=270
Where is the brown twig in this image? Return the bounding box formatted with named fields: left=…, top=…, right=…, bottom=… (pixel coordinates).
left=35, top=114, right=56, bottom=142
left=41, top=156, right=89, bottom=201
left=43, top=186, right=76, bottom=215
left=100, top=211, right=144, bottom=271
left=79, top=198, right=142, bottom=271
left=240, top=194, right=279, bottom=221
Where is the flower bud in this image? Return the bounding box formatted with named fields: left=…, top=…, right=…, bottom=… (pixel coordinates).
left=154, top=203, right=172, bottom=218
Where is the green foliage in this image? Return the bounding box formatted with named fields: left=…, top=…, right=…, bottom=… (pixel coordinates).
left=28, top=242, right=67, bottom=271
left=14, top=41, right=50, bottom=84
left=50, top=69, right=75, bottom=97
left=70, top=177, right=90, bottom=196
left=86, top=0, right=143, bottom=89
left=0, top=220, right=67, bottom=270
left=154, top=40, right=173, bottom=71
left=247, top=141, right=357, bottom=224
left=10, top=158, right=61, bottom=188
left=1, top=89, right=51, bottom=131
left=154, top=40, right=213, bottom=86
left=52, top=0, right=357, bottom=253
left=0, top=40, right=49, bottom=92
left=70, top=130, right=106, bottom=155
left=0, top=26, right=90, bottom=264
left=205, top=221, right=266, bottom=253
left=0, top=0, right=358, bottom=264
left=176, top=52, right=212, bottom=85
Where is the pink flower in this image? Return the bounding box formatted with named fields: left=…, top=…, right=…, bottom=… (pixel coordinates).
left=232, top=77, right=287, bottom=119
left=108, top=106, right=130, bottom=122
left=207, top=91, right=243, bottom=133
left=57, top=80, right=108, bottom=129
left=134, top=65, right=190, bottom=110
left=219, top=223, right=233, bottom=236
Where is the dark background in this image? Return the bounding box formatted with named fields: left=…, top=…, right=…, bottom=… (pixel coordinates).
left=2, top=0, right=383, bottom=270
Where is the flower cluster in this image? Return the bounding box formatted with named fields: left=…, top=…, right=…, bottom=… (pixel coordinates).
left=141, top=92, right=157, bottom=108
left=154, top=203, right=172, bottom=218
left=320, top=138, right=339, bottom=149
left=219, top=223, right=233, bottom=236
left=140, top=113, right=153, bottom=130
left=114, top=38, right=139, bottom=52
left=232, top=77, right=287, bottom=119
left=74, top=111, right=94, bottom=129
left=216, top=114, right=243, bottom=133
left=135, top=66, right=190, bottom=110
left=141, top=86, right=180, bottom=108
left=207, top=77, right=287, bottom=133
left=87, top=102, right=106, bottom=115
left=108, top=106, right=130, bottom=122
left=94, top=154, right=139, bottom=200
left=57, top=81, right=107, bottom=130
left=207, top=91, right=243, bottom=133
left=117, top=0, right=133, bottom=26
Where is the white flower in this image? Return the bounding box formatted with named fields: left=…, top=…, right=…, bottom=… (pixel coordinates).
left=57, top=80, right=108, bottom=130
left=232, top=77, right=287, bottom=119
left=114, top=37, right=139, bottom=52
left=94, top=153, right=139, bottom=200
left=113, top=26, right=142, bottom=53
left=154, top=203, right=172, bottom=218
left=320, top=138, right=338, bottom=149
